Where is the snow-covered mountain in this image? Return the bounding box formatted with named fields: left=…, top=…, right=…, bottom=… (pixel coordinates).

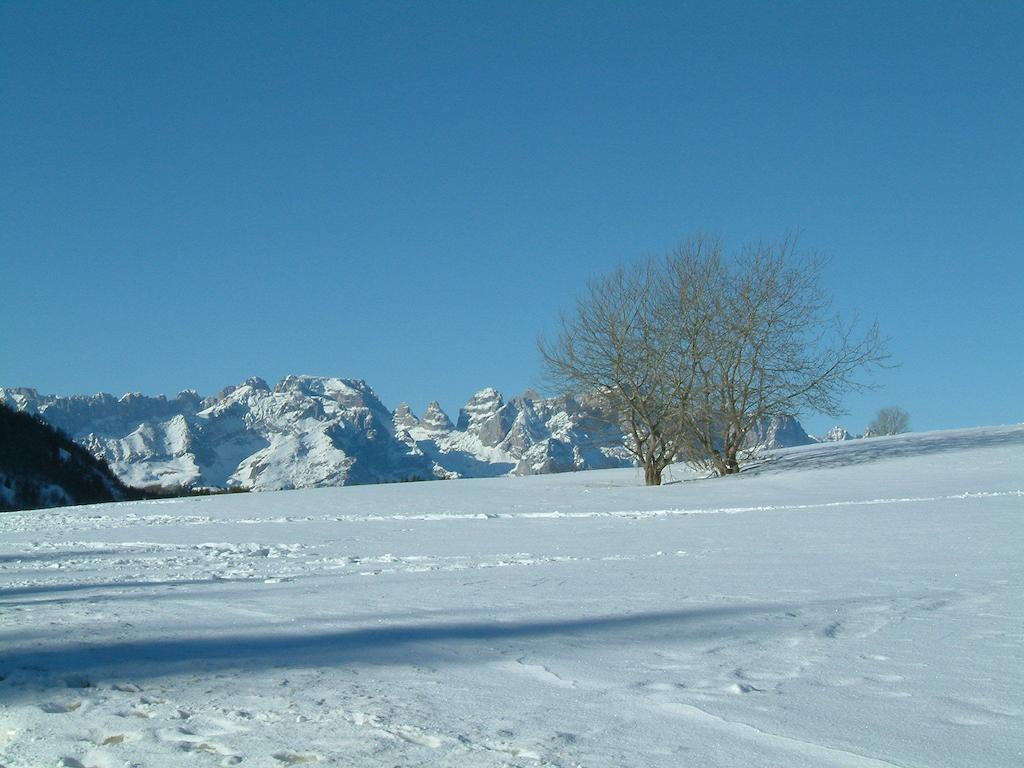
left=397, top=388, right=632, bottom=479
left=820, top=425, right=859, bottom=442
left=1, top=377, right=819, bottom=491
left=0, top=377, right=633, bottom=491
left=742, top=414, right=816, bottom=450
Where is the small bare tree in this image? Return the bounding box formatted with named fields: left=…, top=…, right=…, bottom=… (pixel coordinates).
left=866, top=406, right=910, bottom=436
left=539, top=259, right=697, bottom=485
left=677, top=237, right=889, bottom=475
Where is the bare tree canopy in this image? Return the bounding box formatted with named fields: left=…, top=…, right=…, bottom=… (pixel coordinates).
left=866, top=406, right=910, bottom=436
left=538, top=259, right=696, bottom=485
left=678, top=236, right=889, bottom=475
left=540, top=235, right=890, bottom=484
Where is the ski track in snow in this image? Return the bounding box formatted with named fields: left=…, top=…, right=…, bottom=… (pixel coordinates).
left=1, top=488, right=1020, bottom=535
left=1, top=427, right=1023, bottom=767
left=0, top=539, right=698, bottom=592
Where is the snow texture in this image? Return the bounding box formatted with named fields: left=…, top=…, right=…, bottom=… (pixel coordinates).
left=0, top=424, right=1022, bottom=766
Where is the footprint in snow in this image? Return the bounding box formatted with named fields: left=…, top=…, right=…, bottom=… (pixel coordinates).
left=272, top=752, right=321, bottom=764
left=393, top=727, right=445, bottom=748
left=180, top=741, right=230, bottom=755
left=40, top=701, right=82, bottom=713
left=499, top=658, right=577, bottom=689
left=114, top=708, right=151, bottom=719
left=157, top=725, right=240, bottom=760
left=725, top=682, right=765, bottom=694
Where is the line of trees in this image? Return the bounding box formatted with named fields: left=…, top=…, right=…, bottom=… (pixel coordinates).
left=540, top=235, right=889, bottom=485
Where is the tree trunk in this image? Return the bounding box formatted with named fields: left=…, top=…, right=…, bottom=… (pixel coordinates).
left=709, top=450, right=728, bottom=477
left=723, top=448, right=740, bottom=474
left=644, top=461, right=662, bottom=486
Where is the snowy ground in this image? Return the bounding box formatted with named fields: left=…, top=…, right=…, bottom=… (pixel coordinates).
left=1, top=426, right=1022, bottom=768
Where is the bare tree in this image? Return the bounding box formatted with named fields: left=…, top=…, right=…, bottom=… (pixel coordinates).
left=866, top=406, right=910, bottom=436
left=677, top=237, right=889, bottom=475
left=538, top=259, right=697, bottom=485
left=541, top=235, right=890, bottom=483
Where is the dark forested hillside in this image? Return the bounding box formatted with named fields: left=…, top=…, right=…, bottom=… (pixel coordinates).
left=0, top=402, right=144, bottom=512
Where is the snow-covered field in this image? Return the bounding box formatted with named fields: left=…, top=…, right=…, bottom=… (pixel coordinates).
left=1, top=426, right=1022, bottom=767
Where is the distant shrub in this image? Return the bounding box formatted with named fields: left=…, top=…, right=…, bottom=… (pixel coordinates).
left=866, top=406, right=910, bottom=437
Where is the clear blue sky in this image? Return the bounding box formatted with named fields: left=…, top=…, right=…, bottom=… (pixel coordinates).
left=2, top=1, right=1021, bottom=437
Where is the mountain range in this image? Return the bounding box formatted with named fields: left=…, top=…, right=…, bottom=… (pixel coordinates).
left=1, top=375, right=825, bottom=492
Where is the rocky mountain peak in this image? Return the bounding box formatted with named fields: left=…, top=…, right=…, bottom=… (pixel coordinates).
left=457, top=388, right=515, bottom=447
left=243, top=376, right=271, bottom=391
left=420, top=401, right=453, bottom=432
left=743, top=414, right=816, bottom=451
left=461, top=387, right=503, bottom=410
left=823, top=426, right=856, bottom=441
left=392, top=402, right=419, bottom=431
left=175, top=390, right=202, bottom=408
left=274, top=375, right=379, bottom=410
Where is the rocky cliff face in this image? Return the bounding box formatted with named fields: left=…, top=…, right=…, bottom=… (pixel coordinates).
left=419, top=401, right=454, bottom=433
left=2, top=377, right=820, bottom=492
left=742, top=414, right=817, bottom=451
left=395, top=390, right=633, bottom=479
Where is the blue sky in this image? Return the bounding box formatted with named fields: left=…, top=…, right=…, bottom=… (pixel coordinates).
left=2, top=1, right=1021, bottom=436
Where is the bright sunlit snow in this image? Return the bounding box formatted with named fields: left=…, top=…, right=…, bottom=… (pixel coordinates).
left=1, top=426, right=1022, bottom=767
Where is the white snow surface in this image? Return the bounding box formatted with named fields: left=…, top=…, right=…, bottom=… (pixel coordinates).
left=1, top=425, right=1022, bottom=767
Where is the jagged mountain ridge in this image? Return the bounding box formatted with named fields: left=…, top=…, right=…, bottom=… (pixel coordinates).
left=1, top=376, right=817, bottom=491
left=0, top=377, right=634, bottom=491
left=742, top=414, right=817, bottom=451
left=821, top=425, right=860, bottom=442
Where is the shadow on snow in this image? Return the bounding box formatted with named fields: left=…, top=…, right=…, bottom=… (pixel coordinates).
left=743, top=426, right=1024, bottom=476
left=0, top=604, right=782, bottom=698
